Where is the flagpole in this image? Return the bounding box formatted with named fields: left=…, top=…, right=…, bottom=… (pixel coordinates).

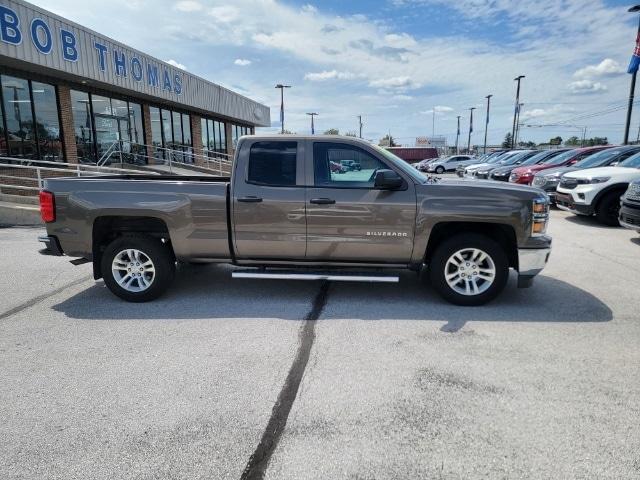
left=484, top=94, right=492, bottom=154
left=275, top=84, right=291, bottom=134
left=624, top=7, right=640, bottom=145
left=455, top=115, right=461, bottom=154
left=511, top=75, right=525, bottom=149
left=467, top=107, right=476, bottom=154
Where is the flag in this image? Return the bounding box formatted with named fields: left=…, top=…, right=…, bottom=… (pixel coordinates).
left=629, top=31, right=640, bottom=74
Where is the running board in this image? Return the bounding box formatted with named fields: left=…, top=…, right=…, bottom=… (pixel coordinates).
left=232, top=269, right=399, bottom=283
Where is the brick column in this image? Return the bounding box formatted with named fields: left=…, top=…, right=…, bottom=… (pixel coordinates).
left=142, top=104, right=154, bottom=163
left=190, top=114, right=204, bottom=166
left=225, top=122, right=234, bottom=157
left=57, top=85, right=77, bottom=164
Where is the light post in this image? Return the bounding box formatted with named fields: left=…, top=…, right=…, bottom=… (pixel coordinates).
left=455, top=115, right=461, bottom=154
left=467, top=107, right=476, bottom=153
left=306, top=112, right=318, bottom=134
left=511, top=75, right=525, bottom=149
left=624, top=6, right=640, bottom=145
left=357, top=115, right=363, bottom=138
left=275, top=84, right=291, bottom=134
left=515, top=102, right=524, bottom=146
left=484, top=94, right=492, bottom=154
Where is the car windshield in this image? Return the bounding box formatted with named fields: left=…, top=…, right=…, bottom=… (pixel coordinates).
left=499, top=151, right=533, bottom=165
left=541, top=149, right=577, bottom=166
left=521, top=150, right=559, bottom=166
left=575, top=148, right=622, bottom=168
left=618, top=152, right=640, bottom=169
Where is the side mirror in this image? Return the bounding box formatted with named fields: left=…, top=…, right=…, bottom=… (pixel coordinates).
left=374, top=169, right=403, bottom=190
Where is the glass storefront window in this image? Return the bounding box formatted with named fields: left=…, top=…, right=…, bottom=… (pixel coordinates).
left=161, top=109, right=172, bottom=147
left=182, top=114, right=191, bottom=146
left=2, top=75, right=37, bottom=159
left=70, top=89, right=94, bottom=163
left=0, top=94, right=5, bottom=156
left=200, top=118, right=227, bottom=155
left=218, top=121, right=226, bottom=153
left=128, top=103, right=143, bottom=145
left=201, top=118, right=207, bottom=149
left=31, top=81, right=63, bottom=162
left=91, top=94, right=112, bottom=116
left=111, top=98, right=128, bottom=118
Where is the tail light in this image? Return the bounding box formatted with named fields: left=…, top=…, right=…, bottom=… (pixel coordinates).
left=39, top=190, right=55, bottom=223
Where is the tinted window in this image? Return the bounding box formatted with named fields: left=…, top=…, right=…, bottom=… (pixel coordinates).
left=248, top=141, right=297, bottom=186
left=314, top=142, right=387, bottom=187
left=619, top=153, right=640, bottom=169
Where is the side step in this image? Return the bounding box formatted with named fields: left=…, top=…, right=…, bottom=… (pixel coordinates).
left=231, top=269, right=399, bottom=283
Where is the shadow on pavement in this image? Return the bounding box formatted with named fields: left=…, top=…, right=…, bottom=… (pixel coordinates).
left=630, top=237, right=640, bottom=246
left=562, top=214, right=620, bottom=230
left=53, top=265, right=612, bottom=330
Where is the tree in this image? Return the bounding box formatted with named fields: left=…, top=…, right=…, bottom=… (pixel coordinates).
left=280, top=129, right=295, bottom=134
left=324, top=128, right=340, bottom=135
left=502, top=132, right=513, bottom=149
left=589, top=137, right=608, bottom=146
left=518, top=140, right=537, bottom=148
left=344, top=131, right=357, bottom=137
left=564, top=136, right=580, bottom=146
left=379, top=134, right=398, bottom=147
left=549, top=136, right=563, bottom=146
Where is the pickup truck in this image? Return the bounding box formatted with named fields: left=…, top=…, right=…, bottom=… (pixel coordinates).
left=38, top=135, right=552, bottom=306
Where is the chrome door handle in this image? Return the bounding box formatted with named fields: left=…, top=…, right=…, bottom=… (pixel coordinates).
left=310, top=198, right=336, bottom=205
left=237, top=196, right=263, bottom=203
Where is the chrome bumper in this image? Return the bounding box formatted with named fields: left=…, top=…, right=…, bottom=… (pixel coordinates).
left=518, top=248, right=551, bottom=276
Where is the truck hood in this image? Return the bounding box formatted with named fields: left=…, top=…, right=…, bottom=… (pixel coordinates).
left=563, top=166, right=640, bottom=179
left=428, top=177, right=544, bottom=198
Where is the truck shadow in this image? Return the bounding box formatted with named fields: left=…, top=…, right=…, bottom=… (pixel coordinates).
left=52, top=265, right=612, bottom=329
left=563, top=214, right=621, bottom=230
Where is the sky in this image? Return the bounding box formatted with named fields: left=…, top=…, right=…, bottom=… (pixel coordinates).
left=31, top=0, right=640, bottom=147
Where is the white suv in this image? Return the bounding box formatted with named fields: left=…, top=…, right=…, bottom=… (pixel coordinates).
left=426, top=155, right=473, bottom=174
left=555, top=152, right=640, bottom=225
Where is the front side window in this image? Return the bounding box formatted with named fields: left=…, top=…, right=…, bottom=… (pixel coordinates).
left=248, top=141, right=297, bottom=186
left=314, top=142, right=388, bottom=187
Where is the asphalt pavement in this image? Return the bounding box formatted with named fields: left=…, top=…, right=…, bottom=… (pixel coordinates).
left=1, top=211, right=639, bottom=479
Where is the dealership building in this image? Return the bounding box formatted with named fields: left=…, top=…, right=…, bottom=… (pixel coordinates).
left=0, top=0, right=270, bottom=165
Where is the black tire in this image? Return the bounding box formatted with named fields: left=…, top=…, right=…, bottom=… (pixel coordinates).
left=595, top=190, right=624, bottom=226
left=428, top=233, right=509, bottom=306
left=101, top=235, right=175, bottom=302
left=435, top=166, right=445, bottom=174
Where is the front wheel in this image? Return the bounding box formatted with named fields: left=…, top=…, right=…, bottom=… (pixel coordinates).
left=435, top=166, right=445, bottom=174
left=428, top=234, right=509, bottom=306
left=101, top=235, right=175, bottom=302
left=595, top=191, right=623, bottom=226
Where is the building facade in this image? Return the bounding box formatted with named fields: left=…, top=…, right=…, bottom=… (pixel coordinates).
left=0, top=0, right=270, bottom=165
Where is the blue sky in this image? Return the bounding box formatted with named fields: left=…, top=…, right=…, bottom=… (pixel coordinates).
left=34, top=0, right=640, bottom=146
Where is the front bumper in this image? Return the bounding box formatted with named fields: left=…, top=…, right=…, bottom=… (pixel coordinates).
left=38, top=235, right=64, bottom=256
left=619, top=201, right=640, bottom=231
left=555, top=192, right=594, bottom=215
left=517, top=247, right=551, bottom=288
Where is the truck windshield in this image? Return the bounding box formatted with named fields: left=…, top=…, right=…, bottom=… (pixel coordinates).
left=372, top=144, right=430, bottom=183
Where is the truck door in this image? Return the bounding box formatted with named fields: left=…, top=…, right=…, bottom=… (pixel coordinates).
left=231, top=139, right=307, bottom=259
left=305, top=141, right=416, bottom=263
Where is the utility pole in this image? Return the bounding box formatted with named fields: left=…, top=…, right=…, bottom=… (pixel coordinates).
left=306, top=112, right=318, bottom=134
left=511, top=75, right=525, bottom=149
left=467, top=107, right=476, bottom=154
left=357, top=115, right=363, bottom=138
left=275, top=84, right=291, bottom=134
left=432, top=107, right=436, bottom=137
left=514, top=102, right=524, bottom=146
left=484, top=94, right=492, bottom=154
left=455, top=115, right=461, bottom=154
left=624, top=6, right=640, bottom=144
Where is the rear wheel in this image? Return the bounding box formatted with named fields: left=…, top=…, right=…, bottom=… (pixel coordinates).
left=101, top=235, right=175, bottom=302
left=435, top=166, right=445, bottom=174
left=595, top=190, right=623, bottom=226
left=429, top=234, right=509, bottom=306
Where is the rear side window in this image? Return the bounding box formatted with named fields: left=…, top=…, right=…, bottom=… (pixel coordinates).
left=247, top=141, right=297, bottom=186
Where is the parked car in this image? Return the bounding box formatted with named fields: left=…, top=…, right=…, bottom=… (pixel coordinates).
left=533, top=146, right=638, bottom=204
left=456, top=151, right=506, bottom=177
left=490, top=149, right=569, bottom=182
left=474, top=150, right=537, bottom=179
left=555, top=151, right=640, bottom=225
left=330, top=161, right=347, bottom=173
left=509, top=146, right=611, bottom=185
left=619, top=179, right=640, bottom=232
left=340, top=159, right=361, bottom=171
left=426, top=155, right=474, bottom=174
left=464, top=150, right=523, bottom=178
left=38, top=135, right=552, bottom=306
left=414, top=158, right=439, bottom=172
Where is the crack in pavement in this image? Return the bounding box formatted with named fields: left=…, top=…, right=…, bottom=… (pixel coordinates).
left=240, top=281, right=331, bottom=480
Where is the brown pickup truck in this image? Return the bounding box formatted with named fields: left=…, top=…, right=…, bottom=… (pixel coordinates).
left=39, top=135, right=551, bottom=306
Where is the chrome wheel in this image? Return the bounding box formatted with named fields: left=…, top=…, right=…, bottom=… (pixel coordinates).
left=111, top=249, right=155, bottom=292
left=444, top=248, right=496, bottom=296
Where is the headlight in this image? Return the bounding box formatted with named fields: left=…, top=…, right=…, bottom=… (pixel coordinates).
left=577, top=176, right=611, bottom=185
left=532, top=197, right=550, bottom=236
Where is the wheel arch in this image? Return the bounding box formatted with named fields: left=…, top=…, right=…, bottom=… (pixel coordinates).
left=592, top=183, right=630, bottom=211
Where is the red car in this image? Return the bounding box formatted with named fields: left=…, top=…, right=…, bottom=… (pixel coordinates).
left=508, top=146, right=612, bottom=185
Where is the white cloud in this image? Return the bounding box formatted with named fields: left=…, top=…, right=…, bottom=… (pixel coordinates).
left=165, top=59, right=186, bottom=70
left=567, top=80, right=608, bottom=95
left=369, top=76, right=415, bottom=89
left=208, top=5, right=239, bottom=23
left=420, top=105, right=454, bottom=115
left=304, top=70, right=357, bottom=81
left=174, top=0, right=202, bottom=12
left=574, top=58, right=625, bottom=78
left=301, top=4, right=318, bottom=13
left=234, top=58, right=252, bottom=66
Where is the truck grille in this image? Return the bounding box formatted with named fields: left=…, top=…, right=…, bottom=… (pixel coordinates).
left=559, top=178, right=578, bottom=190
left=621, top=213, right=640, bottom=226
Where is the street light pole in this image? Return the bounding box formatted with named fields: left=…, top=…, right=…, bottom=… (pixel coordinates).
left=515, top=102, right=524, bottom=146
left=511, top=75, right=525, bottom=149
left=624, top=6, right=640, bottom=145
left=455, top=115, right=461, bottom=154
left=467, top=107, right=476, bottom=153
left=484, top=94, right=492, bottom=154
left=306, top=112, right=318, bottom=134
left=357, top=115, right=363, bottom=138
left=275, top=84, right=291, bottom=134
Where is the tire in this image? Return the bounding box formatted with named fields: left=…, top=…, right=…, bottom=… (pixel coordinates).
left=428, top=233, right=509, bottom=306
left=101, top=235, right=175, bottom=302
left=595, top=190, right=623, bottom=226
left=435, top=166, right=445, bottom=174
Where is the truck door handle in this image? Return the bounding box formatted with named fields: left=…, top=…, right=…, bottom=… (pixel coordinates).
left=310, top=198, right=336, bottom=205
left=237, top=196, right=263, bottom=203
